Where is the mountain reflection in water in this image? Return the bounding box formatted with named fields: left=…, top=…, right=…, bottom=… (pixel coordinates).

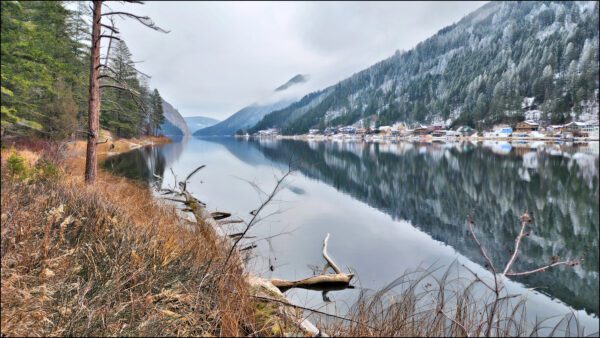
left=104, top=137, right=599, bottom=316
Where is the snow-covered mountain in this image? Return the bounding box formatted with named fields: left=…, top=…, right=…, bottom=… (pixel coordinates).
left=194, top=74, right=309, bottom=136
left=252, top=1, right=599, bottom=135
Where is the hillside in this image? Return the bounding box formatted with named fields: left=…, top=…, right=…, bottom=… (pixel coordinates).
left=194, top=74, right=309, bottom=136
left=184, top=116, right=220, bottom=133
left=160, top=99, right=191, bottom=136
left=252, top=1, right=599, bottom=134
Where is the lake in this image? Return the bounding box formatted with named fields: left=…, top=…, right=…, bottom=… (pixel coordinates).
left=104, top=137, right=599, bottom=333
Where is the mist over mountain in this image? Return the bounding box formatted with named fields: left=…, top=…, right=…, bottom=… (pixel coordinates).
left=184, top=116, right=220, bottom=134
left=194, top=74, right=310, bottom=136
left=252, top=1, right=599, bottom=135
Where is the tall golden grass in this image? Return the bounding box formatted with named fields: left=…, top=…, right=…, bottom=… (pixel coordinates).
left=0, top=142, right=272, bottom=336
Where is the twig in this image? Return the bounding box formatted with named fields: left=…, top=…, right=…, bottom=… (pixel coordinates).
left=322, top=233, right=341, bottom=274
left=506, top=260, right=579, bottom=277
left=466, top=215, right=498, bottom=284
left=503, top=212, right=530, bottom=275
left=223, top=166, right=293, bottom=268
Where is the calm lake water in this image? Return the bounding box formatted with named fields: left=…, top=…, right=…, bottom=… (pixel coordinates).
left=104, top=137, right=600, bottom=333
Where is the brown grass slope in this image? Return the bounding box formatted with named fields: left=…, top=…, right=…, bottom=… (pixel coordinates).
left=0, top=140, right=272, bottom=336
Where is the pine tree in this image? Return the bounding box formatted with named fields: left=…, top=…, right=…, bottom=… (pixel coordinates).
left=150, top=89, right=165, bottom=136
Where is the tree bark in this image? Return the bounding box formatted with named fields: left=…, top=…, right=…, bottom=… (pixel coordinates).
left=84, top=1, right=102, bottom=184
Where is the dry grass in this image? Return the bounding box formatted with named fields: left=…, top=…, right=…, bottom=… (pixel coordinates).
left=0, top=139, right=273, bottom=337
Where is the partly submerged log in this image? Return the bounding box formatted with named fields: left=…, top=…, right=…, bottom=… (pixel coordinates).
left=271, top=273, right=354, bottom=292
left=270, top=233, right=354, bottom=295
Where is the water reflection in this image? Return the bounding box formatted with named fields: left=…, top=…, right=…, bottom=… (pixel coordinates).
left=105, top=137, right=599, bottom=316
left=216, top=138, right=600, bottom=315
left=102, top=136, right=189, bottom=184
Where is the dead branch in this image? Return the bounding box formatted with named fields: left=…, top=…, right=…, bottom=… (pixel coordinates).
left=466, top=211, right=581, bottom=337
left=322, top=233, right=341, bottom=274
left=98, top=34, right=121, bottom=41
left=101, top=23, right=119, bottom=34
left=466, top=215, right=497, bottom=277
left=223, top=166, right=293, bottom=268
left=153, top=165, right=208, bottom=228
left=101, top=11, right=170, bottom=33
left=103, top=17, right=117, bottom=65
left=505, top=259, right=580, bottom=277
left=210, top=211, right=231, bottom=220
left=270, top=233, right=354, bottom=297
left=502, top=212, right=530, bottom=275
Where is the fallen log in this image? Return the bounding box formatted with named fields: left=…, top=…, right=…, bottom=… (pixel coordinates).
left=270, top=233, right=354, bottom=296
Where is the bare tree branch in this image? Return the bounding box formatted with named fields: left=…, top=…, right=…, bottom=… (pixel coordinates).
left=502, top=212, right=530, bottom=275
left=101, top=11, right=170, bottom=33
left=506, top=260, right=580, bottom=277
left=223, top=165, right=294, bottom=268
left=98, top=34, right=121, bottom=41
left=100, top=23, right=119, bottom=34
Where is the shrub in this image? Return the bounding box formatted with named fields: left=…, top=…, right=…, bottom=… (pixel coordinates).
left=6, top=151, right=29, bottom=179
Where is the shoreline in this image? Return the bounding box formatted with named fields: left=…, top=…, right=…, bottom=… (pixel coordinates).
left=2, top=134, right=318, bottom=336
left=244, top=134, right=599, bottom=143
left=95, top=136, right=323, bottom=336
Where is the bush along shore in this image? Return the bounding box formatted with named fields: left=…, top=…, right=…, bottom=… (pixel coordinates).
left=1, top=135, right=590, bottom=337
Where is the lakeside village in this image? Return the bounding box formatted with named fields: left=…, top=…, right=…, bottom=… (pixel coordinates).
left=250, top=118, right=599, bottom=142
left=242, top=97, right=599, bottom=142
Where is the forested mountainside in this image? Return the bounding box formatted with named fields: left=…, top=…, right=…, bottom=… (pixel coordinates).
left=252, top=1, right=599, bottom=135
left=184, top=116, right=220, bottom=134
left=160, top=100, right=190, bottom=136
left=194, top=74, right=308, bottom=136
left=1, top=1, right=169, bottom=139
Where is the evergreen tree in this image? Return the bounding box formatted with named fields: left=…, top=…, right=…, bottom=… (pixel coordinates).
left=150, top=89, right=165, bottom=136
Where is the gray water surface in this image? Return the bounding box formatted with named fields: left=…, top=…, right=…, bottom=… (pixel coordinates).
left=104, top=137, right=599, bottom=332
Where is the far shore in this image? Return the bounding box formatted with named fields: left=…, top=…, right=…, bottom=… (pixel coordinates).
left=237, top=133, right=599, bottom=143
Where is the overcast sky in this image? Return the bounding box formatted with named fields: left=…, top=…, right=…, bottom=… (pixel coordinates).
left=105, top=1, right=486, bottom=119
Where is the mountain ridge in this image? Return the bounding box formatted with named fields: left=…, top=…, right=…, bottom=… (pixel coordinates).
left=252, top=1, right=599, bottom=135
left=194, top=74, right=310, bottom=136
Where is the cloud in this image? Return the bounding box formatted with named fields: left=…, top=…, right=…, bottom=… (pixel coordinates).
left=101, top=1, right=486, bottom=119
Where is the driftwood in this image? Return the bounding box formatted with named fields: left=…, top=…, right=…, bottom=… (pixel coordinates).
left=154, top=166, right=233, bottom=229
left=270, top=233, right=354, bottom=300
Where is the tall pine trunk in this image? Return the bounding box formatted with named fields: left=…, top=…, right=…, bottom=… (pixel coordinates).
left=84, top=1, right=102, bottom=184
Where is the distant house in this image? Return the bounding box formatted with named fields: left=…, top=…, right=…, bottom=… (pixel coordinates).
left=339, top=126, right=357, bottom=134
left=432, top=130, right=446, bottom=137
left=324, top=127, right=338, bottom=135
left=546, top=124, right=565, bottom=134
left=257, top=128, right=279, bottom=137
left=566, top=121, right=599, bottom=137
left=413, top=125, right=431, bottom=136
left=308, top=129, right=320, bottom=135
left=515, top=120, right=539, bottom=132
left=378, top=126, right=393, bottom=135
